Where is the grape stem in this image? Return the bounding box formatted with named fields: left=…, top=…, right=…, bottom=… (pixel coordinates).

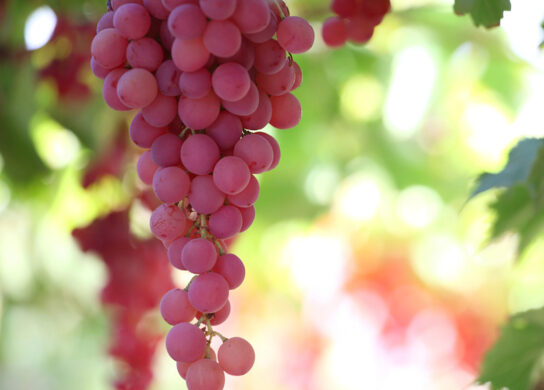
left=184, top=275, right=197, bottom=291
left=213, top=239, right=225, bottom=255
left=199, top=214, right=208, bottom=238
left=273, top=0, right=286, bottom=19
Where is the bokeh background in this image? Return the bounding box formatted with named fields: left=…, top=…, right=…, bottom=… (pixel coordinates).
left=1, top=0, right=544, bottom=389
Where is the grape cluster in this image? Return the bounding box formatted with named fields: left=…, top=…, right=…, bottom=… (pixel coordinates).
left=90, top=0, right=314, bottom=388
left=321, top=0, right=390, bottom=48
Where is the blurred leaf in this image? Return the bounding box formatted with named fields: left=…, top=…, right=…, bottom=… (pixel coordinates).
left=471, top=138, right=544, bottom=198
left=477, top=308, right=544, bottom=390
left=528, top=144, right=544, bottom=208
left=454, top=0, right=511, bottom=28
left=490, top=185, right=532, bottom=238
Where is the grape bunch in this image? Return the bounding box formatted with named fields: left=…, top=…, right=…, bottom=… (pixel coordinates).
left=90, top=0, right=314, bottom=388
left=321, top=0, right=390, bottom=48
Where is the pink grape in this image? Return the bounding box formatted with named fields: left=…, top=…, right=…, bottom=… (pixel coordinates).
left=213, top=156, right=250, bottom=195
left=276, top=16, right=315, bottom=54
left=256, top=61, right=296, bottom=96
left=155, top=59, right=181, bottom=96
left=129, top=112, right=167, bottom=148
left=211, top=63, right=250, bottom=102
left=212, top=253, right=245, bottom=289
left=168, top=4, right=207, bottom=40
left=322, top=16, right=348, bottom=48
left=254, top=132, right=281, bottom=170
left=167, top=236, right=191, bottom=269
left=90, top=57, right=110, bottom=79
left=217, top=38, right=255, bottom=69
left=233, top=134, right=273, bottom=173
left=199, top=0, right=236, bottom=20
left=346, top=15, right=374, bottom=44
left=241, top=89, right=272, bottom=130
left=126, top=37, right=164, bottom=71
left=151, top=133, right=183, bottom=166
left=96, top=11, right=114, bottom=33
left=178, top=92, right=221, bottom=130
left=142, top=93, right=178, bottom=127
left=188, top=175, right=225, bottom=215
left=205, top=111, right=242, bottom=151
left=160, top=288, right=197, bottom=325
left=203, top=20, right=241, bottom=58
left=150, top=203, right=187, bottom=241
left=91, top=28, right=128, bottom=69
left=218, top=337, right=255, bottom=376
left=185, top=359, right=225, bottom=390
left=113, top=3, right=151, bottom=39
left=160, top=20, right=175, bottom=50
left=166, top=323, right=206, bottom=362
left=227, top=175, right=259, bottom=207
left=231, top=0, right=270, bottom=34
left=179, top=69, right=211, bottom=99
left=239, top=205, right=255, bottom=232
left=270, top=93, right=301, bottom=129
left=245, top=12, right=277, bottom=43
left=188, top=272, right=229, bottom=313
left=102, top=68, right=131, bottom=111
left=222, top=81, right=259, bottom=116
left=117, top=68, right=158, bottom=109
left=137, top=150, right=159, bottom=185
left=143, top=0, right=170, bottom=19
left=291, top=61, right=303, bottom=90
left=208, top=205, right=242, bottom=238
left=180, top=134, right=220, bottom=175
left=171, top=37, right=210, bottom=72
left=153, top=166, right=191, bottom=203
left=254, top=39, right=287, bottom=75
left=182, top=238, right=218, bottom=273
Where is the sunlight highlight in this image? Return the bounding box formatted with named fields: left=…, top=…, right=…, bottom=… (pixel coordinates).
left=24, top=6, right=57, bottom=50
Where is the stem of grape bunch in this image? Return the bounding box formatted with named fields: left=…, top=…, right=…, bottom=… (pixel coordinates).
left=91, top=0, right=314, bottom=388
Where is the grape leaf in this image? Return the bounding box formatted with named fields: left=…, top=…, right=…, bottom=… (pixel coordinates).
left=471, top=138, right=544, bottom=199
left=454, top=0, right=511, bottom=28
left=477, top=308, right=544, bottom=390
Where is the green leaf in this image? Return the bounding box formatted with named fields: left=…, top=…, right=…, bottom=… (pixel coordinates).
left=528, top=144, right=544, bottom=208
left=478, top=308, right=544, bottom=390
left=471, top=138, right=544, bottom=198
left=454, top=0, right=512, bottom=28
left=490, top=185, right=532, bottom=238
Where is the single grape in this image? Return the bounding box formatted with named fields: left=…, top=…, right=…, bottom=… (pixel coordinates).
left=160, top=288, right=197, bottom=325
left=142, top=93, right=177, bottom=127
left=291, top=61, right=303, bottom=90
left=126, top=37, right=164, bottom=71
left=182, top=238, right=218, bottom=273
left=256, top=61, right=296, bottom=96
left=168, top=4, right=207, bottom=40
left=113, top=3, right=151, bottom=40
left=91, top=28, right=128, bottom=69
left=269, top=93, right=301, bottom=129
left=117, top=68, right=158, bottom=109
left=180, top=134, right=220, bottom=175
left=208, top=205, right=242, bottom=239
left=143, top=0, right=170, bottom=19
left=165, top=323, right=206, bottom=362
left=245, top=11, right=277, bottom=43
left=231, top=0, right=270, bottom=34
left=96, top=11, right=114, bottom=33
left=217, top=38, right=255, bottom=69
left=203, top=20, right=241, bottom=58
left=218, top=337, right=255, bottom=376
left=185, top=359, right=225, bottom=390
left=331, top=0, right=357, bottom=17
left=211, top=63, right=250, bottom=102
left=221, top=81, right=259, bottom=116
left=254, top=132, right=281, bottom=170
left=213, top=156, right=250, bottom=195
left=241, top=89, right=272, bottom=130
left=188, top=272, right=229, bottom=313
left=238, top=205, right=255, bottom=232
left=227, top=175, right=259, bottom=208
left=346, top=15, right=374, bottom=44
left=205, top=111, right=242, bottom=151
left=150, top=203, right=187, bottom=242
left=150, top=133, right=183, bottom=167
left=212, top=253, right=245, bottom=289
left=276, top=16, right=315, bottom=54
left=233, top=134, right=273, bottom=173
left=197, top=300, right=230, bottom=326
left=171, top=37, right=210, bottom=72
left=199, top=0, right=236, bottom=20
left=254, top=39, right=287, bottom=75
left=90, top=57, right=110, bottom=79
left=152, top=166, right=191, bottom=203
left=178, top=92, right=220, bottom=130
left=188, top=175, right=226, bottom=215
left=102, top=68, right=131, bottom=111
